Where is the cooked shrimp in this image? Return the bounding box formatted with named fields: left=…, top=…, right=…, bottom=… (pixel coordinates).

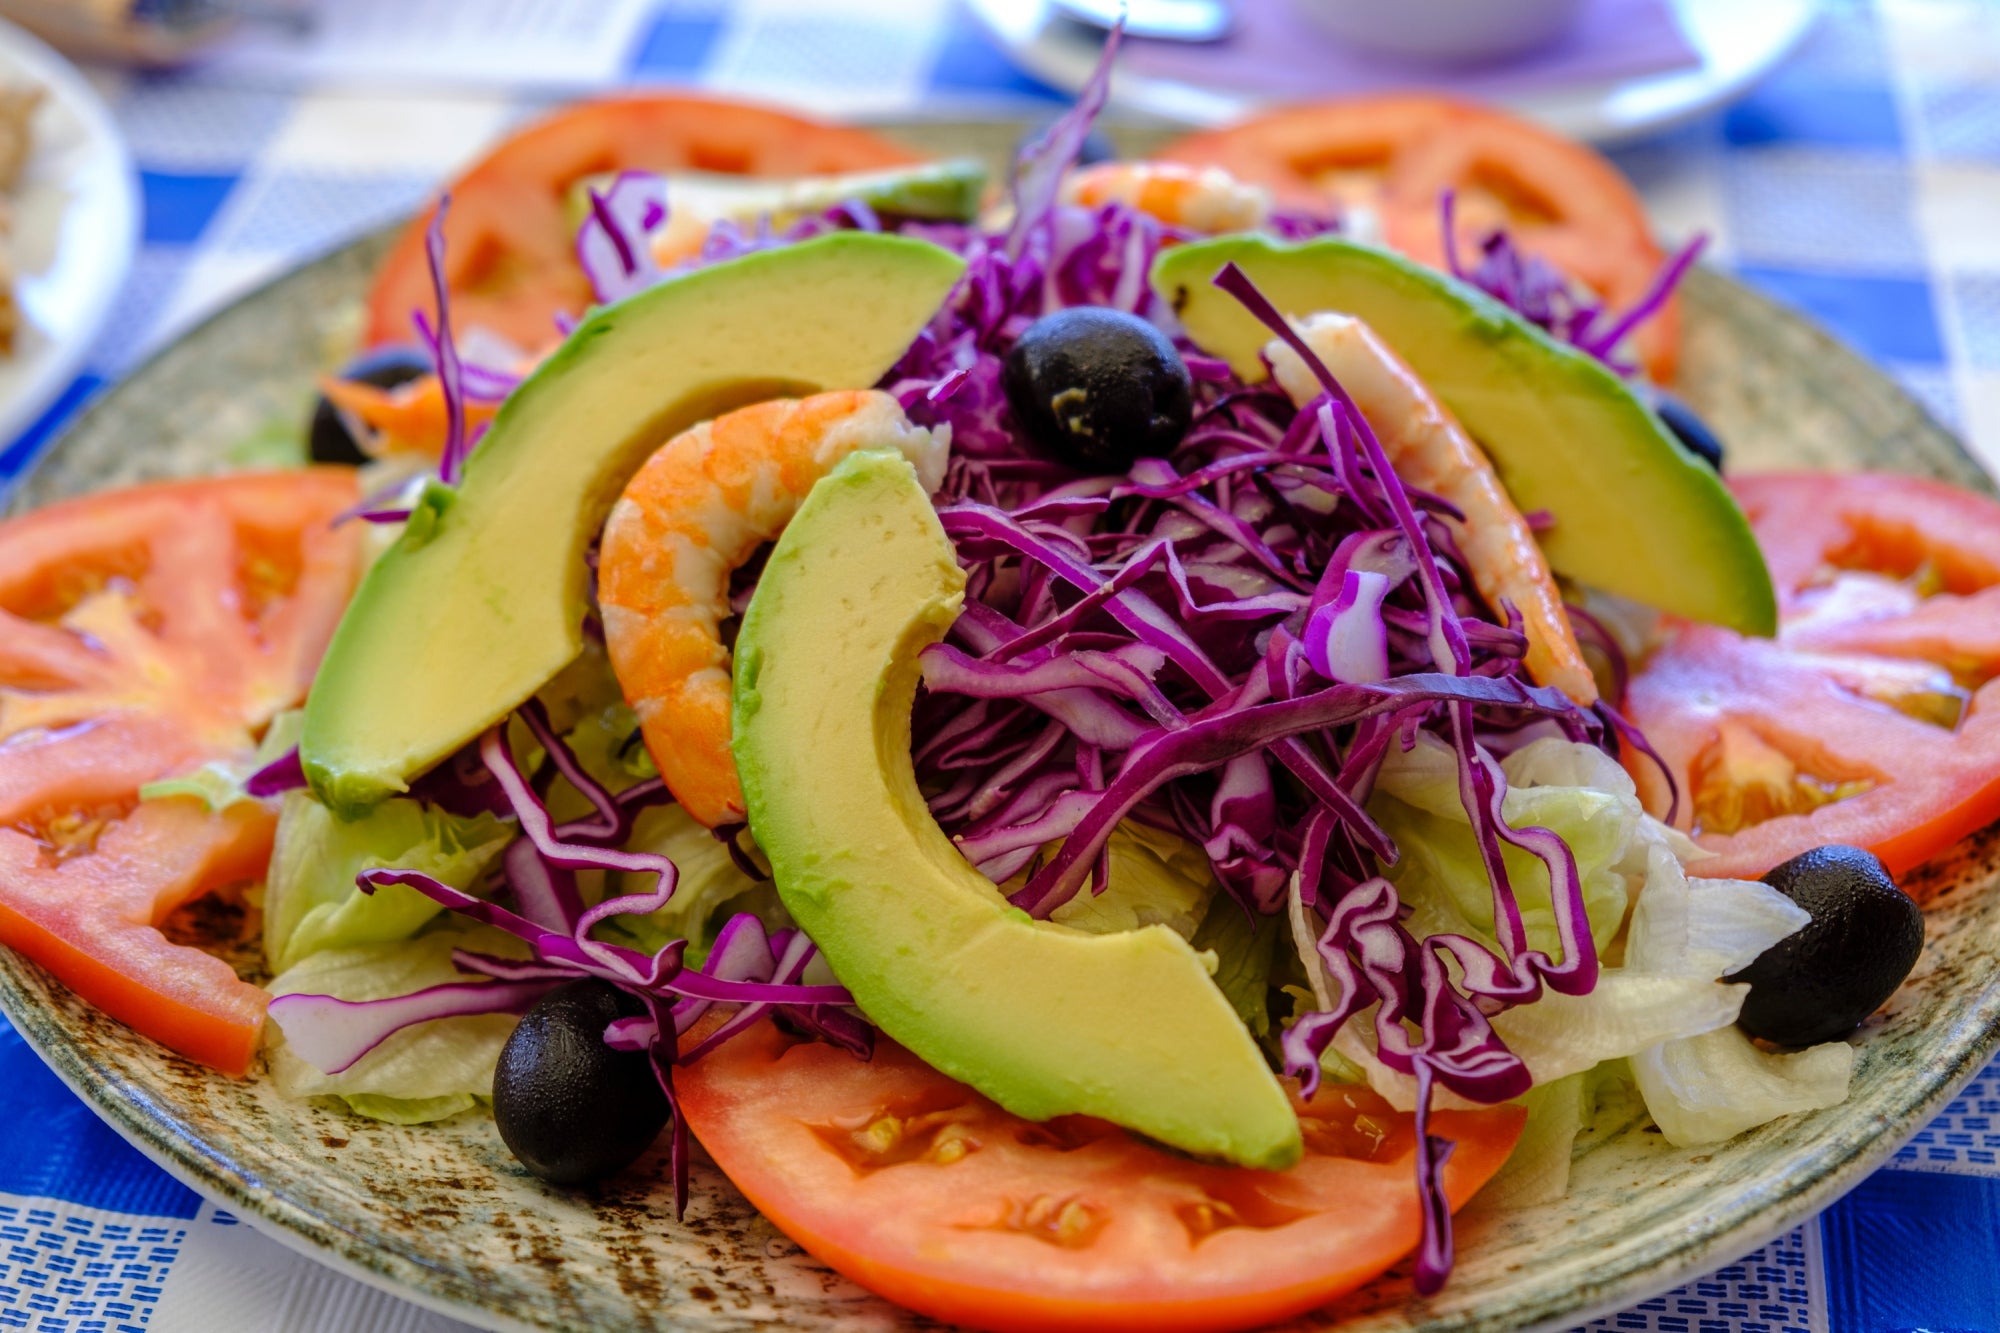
left=598, top=390, right=950, bottom=827
left=1266, top=313, right=1598, bottom=706
left=319, top=374, right=499, bottom=460
left=1061, top=161, right=1272, bottom=234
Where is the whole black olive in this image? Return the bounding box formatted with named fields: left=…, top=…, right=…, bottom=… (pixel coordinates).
left=308, top=344, right=433, bottom=465
left=1653, top=394, right=1726, bottom=473
left=493, top=978, right=671, bottom=1185
left=1726, top=844, right=1923, bottom=1047
left=1002, top=306, right=1194, bottom=472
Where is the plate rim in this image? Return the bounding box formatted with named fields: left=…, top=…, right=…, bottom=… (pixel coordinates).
left=1, top=227, right=1996, bottom=1333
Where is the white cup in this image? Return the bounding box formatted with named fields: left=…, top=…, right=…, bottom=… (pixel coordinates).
left=1293, top=0, right=1589, bottom=65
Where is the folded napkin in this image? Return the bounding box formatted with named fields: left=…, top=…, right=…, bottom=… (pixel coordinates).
left=1119, top=0, right=1701, bottom=99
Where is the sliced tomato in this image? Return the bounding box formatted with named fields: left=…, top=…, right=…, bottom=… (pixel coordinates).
left=0, top=470, right=362, bottom=1073
left=363, top=95, right=924, bottom=351
left=678, top=1020, right=1523, bottom=1333
left=1157, top=96, right=1678, bottom=382
left=1627, top=471, right=2000, bottom=881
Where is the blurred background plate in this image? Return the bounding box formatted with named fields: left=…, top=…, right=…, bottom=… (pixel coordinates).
left=0, top=18, right=136, bottom=453
left=963, top=0, right=1822, bottom=143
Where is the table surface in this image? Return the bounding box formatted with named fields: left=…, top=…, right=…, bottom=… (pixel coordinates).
left=4, top=1, right=2000, bottom=1331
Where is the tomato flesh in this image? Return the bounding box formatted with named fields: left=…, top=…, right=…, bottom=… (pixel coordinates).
left=678, top=1020, right=1524, bottom=1333
left=1628, top=471, right=2000, bottom=880
left=0, top=799, right=275, bottom=1073
left=1157, top=96, right=1677, bottom=382
left=363, top=94, right=923, bottom=351
left=0, top=471, right=361, bottom=1073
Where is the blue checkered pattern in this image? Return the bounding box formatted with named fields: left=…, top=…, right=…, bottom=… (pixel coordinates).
left=3, top=1, right=2000, bottom=1329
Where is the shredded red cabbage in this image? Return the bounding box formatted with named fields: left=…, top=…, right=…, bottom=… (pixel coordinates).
left=245, top=746, right=306, bottom=798
left=1440, top=188, right=1706, bottom=378
left=864, top=146, right=1651, bottom=1288
left=347, top=190, right=514, bottom=513
left=307, top=56, right=1697, bottom=1288
left=413, top=198, right=472, bottom=486
left=266, top=710, right=855, bottom=1214
left=1305, top=569, right=1392, bottom=684
left=578, top=171, right=669, bottom=304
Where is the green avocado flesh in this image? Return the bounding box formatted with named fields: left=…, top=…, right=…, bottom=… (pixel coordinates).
left=733, top=449, right=1302, bottom=1171
left=1152, top=235, right=1776, bottom=636
left=567, top=159, right=989, bottom=231
left=301, top=232, right=966, bottom=817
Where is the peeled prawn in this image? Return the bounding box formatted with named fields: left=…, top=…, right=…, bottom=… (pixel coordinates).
left=319, top=374, right=498, bottom=460
left=1061, top=161, right=1272, bottom=235
left=1266, top=313, right=1598, bottom=706
left=598, top=390, right=950, bottom=827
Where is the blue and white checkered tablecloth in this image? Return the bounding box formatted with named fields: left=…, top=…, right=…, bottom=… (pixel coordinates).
left=4, top=1, right=2000, bottom=1330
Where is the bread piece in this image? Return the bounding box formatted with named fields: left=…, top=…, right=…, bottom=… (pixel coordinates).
left=0, top=83, right=40, bottom=353
left=0, top=84, right=42, bottom=192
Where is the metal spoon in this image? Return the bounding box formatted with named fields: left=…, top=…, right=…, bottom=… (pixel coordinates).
left=1049, top=0, right=1235, bottom=43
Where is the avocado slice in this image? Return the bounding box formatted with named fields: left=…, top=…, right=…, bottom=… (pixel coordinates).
left=301, top=232, right=966, bottom=817
left=1151, top=235, right=1776, bottom=636
left=566, top=159, right=990, bottom=232
left=733, top=448, right=1302, bottom=1170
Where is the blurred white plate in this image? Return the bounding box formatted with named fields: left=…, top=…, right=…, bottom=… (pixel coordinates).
left=964, top=0, right=1822, bottom=143
left=0, top=17, right=137, bottom=451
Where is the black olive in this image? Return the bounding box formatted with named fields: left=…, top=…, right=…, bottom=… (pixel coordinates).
left=493, top=978, right=671, bottom=1185
left=308, top=344, right=433, bottom=465
left=1653, top=394, right=1726, bottom=473
left=1726, top=844, right=1924, bottom=1047
left=1002, top=307, right=1194, bottom=472
left=1016, top=117, right=1118, bottom=169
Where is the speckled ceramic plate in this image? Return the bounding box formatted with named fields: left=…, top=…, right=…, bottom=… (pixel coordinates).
left=3, top=120, right=1998, bottom=1333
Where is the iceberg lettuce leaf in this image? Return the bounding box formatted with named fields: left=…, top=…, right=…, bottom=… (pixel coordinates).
left=1372, top=736, right=1640, bottom=958
left=1192, top=894, right=1279, bottom=1037
left=1622, top=842, right=1852, bottom=1145
left=339, top=1092, right=482, bottom=1125
left=1049, top=823, right=1217, bottom=940
left=1472, top=1074, right=1584, bottom=1211
left=265, top=792, right=513, bottom=972
left=1632, top=1027, right=1854, bottom=1146
left=1331, top=741, right=1826, bottom=1129
left=139, top=710, right=305, bottom=813
left=598, top=804, right=773, bottom=962
left=266, top=926, right=530, bottom=1115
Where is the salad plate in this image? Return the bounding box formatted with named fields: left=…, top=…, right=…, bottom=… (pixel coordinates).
left=2, top=118, right=1998, bottom=1333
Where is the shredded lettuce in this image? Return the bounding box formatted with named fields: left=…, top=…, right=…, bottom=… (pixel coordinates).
left=265, top=792, right=512, bottom=973
left=1624, top=843, right=1808, bottom=978
left=1475, top=1075, right=1585, bottom=1210
left=1330, top=742, right=1850, bottom=1164
left=1623, top=841, right=1853, bottom=1145
left=597, top=803, right=772, bottom=963
left=139, top=710, right=304, bottom=812
left=1334, top=739, right=1808, bottom=1119
left=1631, top=1028, right=1854, bottom=1146
left=531, top=640, right=654, bottom=821
left=1193, top=892, right=1279, bottom=1037
left=1373, top=734, right=1643, bottom=957
left=1477, top=1062, right=1653, bottom=1210
left=340, top=1092, right=483, bottom=1125
left=1048, top=823, right=1217, bottom=939
left=267, top=926, right=529, bottom=1120
left=1333, top=970, right=1745, bottom=1113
